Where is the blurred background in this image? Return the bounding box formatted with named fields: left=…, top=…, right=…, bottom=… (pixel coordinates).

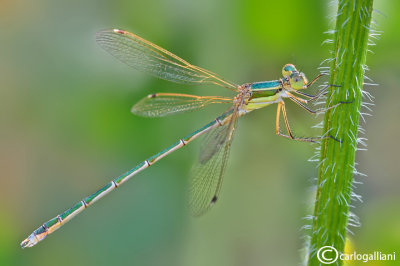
left=0, top=0, right=398, bottom=265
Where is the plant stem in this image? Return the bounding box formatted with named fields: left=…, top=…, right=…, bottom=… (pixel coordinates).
left=307, top=0, right=374, bottom=265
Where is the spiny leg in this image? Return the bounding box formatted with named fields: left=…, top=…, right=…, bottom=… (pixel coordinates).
left=285, top=95, right=350, bottom=143
left=305, top=73, right=339, bottom=91
left=305, top=73, right=325, bottom=88
left=295, top=71, right=342, bottom=102
left=292, top=84, right=329, bottom=101
left=275, top=101, right=319, bottom=143
left=286, top=91, right=353, bottom=113
left=288, top=96, right=318, bottom=114
left=287, top=95, right=337, bottom=114
left=292, top=84, right=341, bottom=103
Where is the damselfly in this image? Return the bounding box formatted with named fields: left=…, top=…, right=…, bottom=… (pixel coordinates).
left=21, top=29, right=336, bottom=248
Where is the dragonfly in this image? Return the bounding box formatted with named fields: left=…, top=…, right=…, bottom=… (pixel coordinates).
left=21, top=29, right=336, bottom=248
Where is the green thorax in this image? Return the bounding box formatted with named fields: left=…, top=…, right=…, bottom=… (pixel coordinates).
left=250, top=80, right=282, bottom=97
left=243, top=80, right=283, bottom=111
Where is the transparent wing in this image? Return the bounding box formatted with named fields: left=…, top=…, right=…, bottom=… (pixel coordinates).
left=189, top=108, right=238, bottom=216
left=131, top=93, right=232, bottom=117
left=96, top=29, right=238, bottom=90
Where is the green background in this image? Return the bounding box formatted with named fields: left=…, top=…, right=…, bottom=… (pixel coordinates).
left=0, top=0, right=398, bottom=265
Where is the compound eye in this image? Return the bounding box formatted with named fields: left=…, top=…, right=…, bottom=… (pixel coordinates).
left=290, top=73, right=307, bottom=90
left=282, top=64, right=297, bottom=78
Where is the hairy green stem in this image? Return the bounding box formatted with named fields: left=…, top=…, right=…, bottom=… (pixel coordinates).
left=307, top=0, right=374, bottom=265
